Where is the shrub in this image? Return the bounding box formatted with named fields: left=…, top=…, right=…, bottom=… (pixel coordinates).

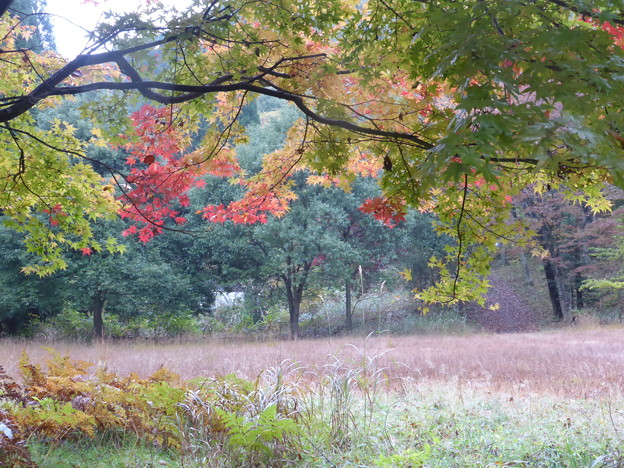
left=153, top=311, right=201, bottom=337
left=29, top=308, right=92, bottom=341
left=1, top=350, right=305, bottom=466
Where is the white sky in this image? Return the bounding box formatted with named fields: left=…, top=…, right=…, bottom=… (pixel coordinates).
left=45, top=0, right=189, bottom=58
left=45, top=0, right=144, bottom=58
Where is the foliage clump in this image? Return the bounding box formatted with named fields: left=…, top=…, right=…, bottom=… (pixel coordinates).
left=0, top=349, right=303, bottom=467
left=0, top=366, right=36, bottom=467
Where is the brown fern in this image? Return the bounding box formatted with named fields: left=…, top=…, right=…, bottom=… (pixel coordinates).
left=0, top=410, right=37, bottom=467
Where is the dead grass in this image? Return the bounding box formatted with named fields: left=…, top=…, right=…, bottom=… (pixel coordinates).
left=2, top=327, right=623, bottom=398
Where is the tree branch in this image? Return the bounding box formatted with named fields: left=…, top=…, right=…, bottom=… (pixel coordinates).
left=452, top=173, right=469, bottom=298
left=543, top=0, right=624, bottom=25
left=0, top=66, right=436, bottom=150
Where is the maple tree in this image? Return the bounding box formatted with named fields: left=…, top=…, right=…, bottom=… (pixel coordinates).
left=1, top=0, right=624, bottom=305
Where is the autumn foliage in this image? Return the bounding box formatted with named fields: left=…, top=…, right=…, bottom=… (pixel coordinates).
left=0, top=349, right=302, bottom=466
left=1, top=0, right=624, bottom=304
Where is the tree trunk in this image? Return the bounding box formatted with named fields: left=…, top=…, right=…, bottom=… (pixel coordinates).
left=284, top=276, right=300, bottom=340
left=345, top=278, right=352, bottom=333
left=520, top=252, right=534, bottom=285
left=575, top=204, right=593, bottom=310
left=288, top=298, right=300, bottom=340
left=92, top=293, right=106, bottom=340
left=538, top=225, right=564, bottom=321
left=287, top=288, right=304, bottom=340
left=499, top=244, right=507, bottom=266
left=543, top=260, right=563, bottom=320
left=282, top=258, right=312, bottom=341
left=555, top=264, right=570, bottom=318
left=575, top=271, right=584, bottom=309
left=0, top=1, right=16, bottom=18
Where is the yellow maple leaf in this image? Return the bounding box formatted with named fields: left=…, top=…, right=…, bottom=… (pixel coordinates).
left=399, top=268, right=413, bottom=282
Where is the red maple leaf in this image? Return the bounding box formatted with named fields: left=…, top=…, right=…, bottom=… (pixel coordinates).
left=359, top=196, right=407, bottom=228
left=118, top=106, right=204, bottom=240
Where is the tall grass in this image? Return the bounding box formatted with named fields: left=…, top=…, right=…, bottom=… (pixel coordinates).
left=3, top=327, right=624, bottom=397
left=3, top=327, right=624, bottom=467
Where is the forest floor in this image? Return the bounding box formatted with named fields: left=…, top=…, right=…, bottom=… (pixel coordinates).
left=465, top=276, right=539, bottom=333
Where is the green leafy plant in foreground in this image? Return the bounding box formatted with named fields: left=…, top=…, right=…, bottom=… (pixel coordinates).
left=1, top=350, right=305, bottom=467
left=172, top=364, right=304, bottom=466
left=375, top=445, right=432, bottom=468
left=217, top=404, right=301, bottom=464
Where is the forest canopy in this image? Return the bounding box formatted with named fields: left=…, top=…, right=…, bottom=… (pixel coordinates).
left=1, top=0, right=623, bottom=304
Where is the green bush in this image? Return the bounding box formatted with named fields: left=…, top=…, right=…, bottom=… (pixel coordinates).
left=154, top=311, right=201, bottom=337
left=28, top=308, right=206, bottom=341
left=29, top=308, right=92, bottom=341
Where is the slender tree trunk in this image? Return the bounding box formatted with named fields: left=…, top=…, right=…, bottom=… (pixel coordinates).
left=284, top=279, right=296, bottom=340
left=92, top=293, right=106, bottom=340
left=345, top=278, right=352, bottom=333
left=574, top=271, right=584, bottom=309
left=282, top=258, right=312, bottom=340
left=499, top=245, right=507, bottom=266
left=284, top=275, right=301, bottom=340
left=538, top=225, right=565, bottom=320
left=521, top=252, right=534, bottom=285
left=543, top=260, right=563, bottom=320
left=555, top=264, right=570, bottom=318
left=572, top=210, right=592, bottom=310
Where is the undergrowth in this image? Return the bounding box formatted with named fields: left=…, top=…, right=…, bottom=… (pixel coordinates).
left=23, top=288, right=480, bottom=343
left=1, top=345, right=623, bottom=467
left=0, top=350, right=302, bottom=467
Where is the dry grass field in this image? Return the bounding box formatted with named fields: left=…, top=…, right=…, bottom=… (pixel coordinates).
left=3, top=326, right=623, bottom=398
left=3, top=326, right=624, bottom=467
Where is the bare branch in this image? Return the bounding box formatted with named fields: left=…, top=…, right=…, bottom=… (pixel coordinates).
left=452, top=173, right=469, bottom=298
